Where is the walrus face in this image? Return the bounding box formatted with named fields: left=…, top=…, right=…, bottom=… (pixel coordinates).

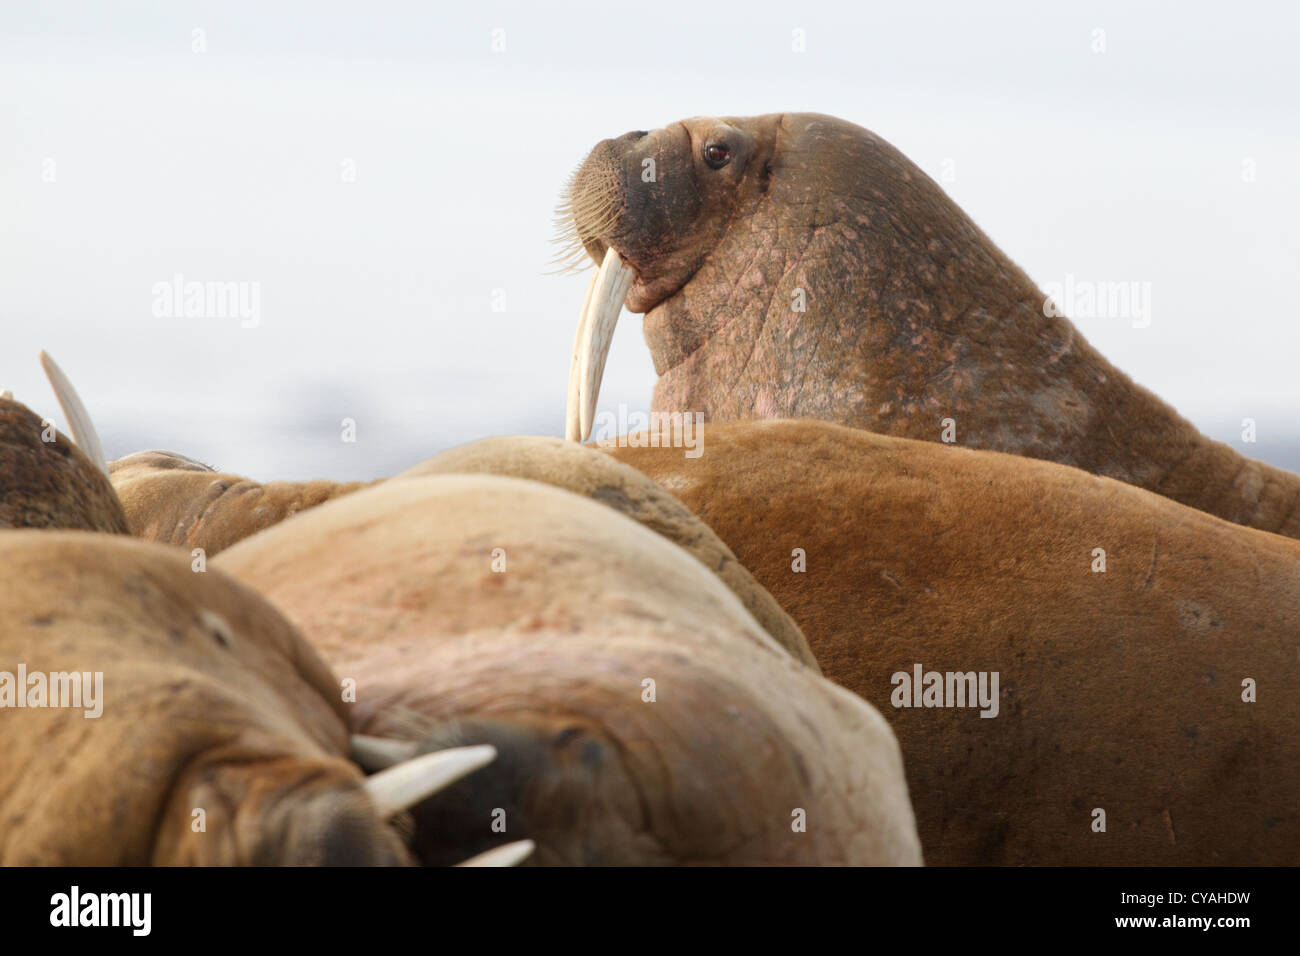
left=557, top=115, right=783, bottom=439
left=558, top=118, right=772, bottom=312
left=0, top=531, right=523, bottom=866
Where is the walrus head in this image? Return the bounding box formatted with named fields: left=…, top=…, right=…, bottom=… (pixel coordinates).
left=556, top=112, right=1063, bottom=448
left=0, top=531, right=535, bottom=865
left=556, top=115, right=792, bottom=439
left=556, top=116, right=784, bottom=313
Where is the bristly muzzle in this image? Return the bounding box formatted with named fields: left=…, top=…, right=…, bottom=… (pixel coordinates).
left=550, top=142, right=625, bottom=274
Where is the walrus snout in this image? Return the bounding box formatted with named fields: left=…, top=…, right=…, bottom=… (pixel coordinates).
left=158, top=761, right=416, bottom=866
left=583, top=129, right=659, bottom=260
left=566, top=124, right=709, bottom=279
left=388, top=716, right=652, bottom=867
left=561, top=136, right=627, bottom=265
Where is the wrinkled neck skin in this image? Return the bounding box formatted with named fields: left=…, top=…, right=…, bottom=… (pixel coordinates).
left=644, top=121, right=1300, bottom=539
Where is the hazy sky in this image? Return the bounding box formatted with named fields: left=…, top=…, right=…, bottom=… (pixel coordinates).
left=4, top=1, right=1297, bottom=479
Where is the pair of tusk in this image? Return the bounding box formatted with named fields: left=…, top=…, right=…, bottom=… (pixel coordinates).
left=354, top=737, right=535, bottom=867
left=565, top=247, right=636, bottom=442
left=38, top=350, right=109, bottom=476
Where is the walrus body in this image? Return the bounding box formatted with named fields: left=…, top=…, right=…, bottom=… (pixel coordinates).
left=396, top=435, right=817, bottom=669
left=562, top=113, right=1300, bottom=539
left=606, top=420, right=1300, bottom=865
left=0, top=532, right=411, bottom=865
left=217, top=473, right=922, bottom=865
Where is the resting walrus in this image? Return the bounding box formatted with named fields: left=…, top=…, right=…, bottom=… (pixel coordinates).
left=558, top=113, right=1300, bottom=539
left=0, top=532, right=524, bottom=865
left=606, top=419, right=1300, bottom=865
left=216, top=474, right=922, bottom=865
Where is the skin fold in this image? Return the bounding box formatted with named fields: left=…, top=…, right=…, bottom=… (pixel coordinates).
left=216, top=474, right=922, bottom=865
left=564, top=112, right=1300, bottom=539
left=606, top=419, right=1300, bottom=865
left=109, top=450, right=373, bottom=555
left=0, top=532, right=411, bottom=865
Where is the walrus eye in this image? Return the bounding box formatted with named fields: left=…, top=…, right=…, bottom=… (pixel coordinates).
left=703, top=142, right=731, bottom=169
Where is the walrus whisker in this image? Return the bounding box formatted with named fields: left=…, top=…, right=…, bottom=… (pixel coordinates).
left=546, top=224, right=616, bottom=275
left=547, top=201, right=622, bottom=275
left=550, top=207, right=619, bottom=243
left=543, top=253, right=596, bottom=277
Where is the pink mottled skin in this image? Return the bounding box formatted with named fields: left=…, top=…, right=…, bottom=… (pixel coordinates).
left=566, top=113, right=1300, bottom=539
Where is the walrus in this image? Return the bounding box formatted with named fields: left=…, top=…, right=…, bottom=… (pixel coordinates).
left=605, top=419, right=1300, bottom=865
left=0, top=531, right=523, bottom=865
left=558, top=113, right=1300, bottom=539
left=216, top=474, right=922, bottom=865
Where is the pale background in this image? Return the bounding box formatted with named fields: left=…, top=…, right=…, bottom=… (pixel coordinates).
left=3, top=1, right=1296, bottom=480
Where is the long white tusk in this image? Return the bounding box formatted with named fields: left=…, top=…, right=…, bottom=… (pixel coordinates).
left=565, top=273, right=597, bottom=442
left=576, top=247, right=636, bottom=442
left=350, top=734, right=419, bottom=772
left=39, top=351, right=108, bottom=476
left=455, top=839, right=536, bottom=868
left=362, top=744, right=496, bottom=819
